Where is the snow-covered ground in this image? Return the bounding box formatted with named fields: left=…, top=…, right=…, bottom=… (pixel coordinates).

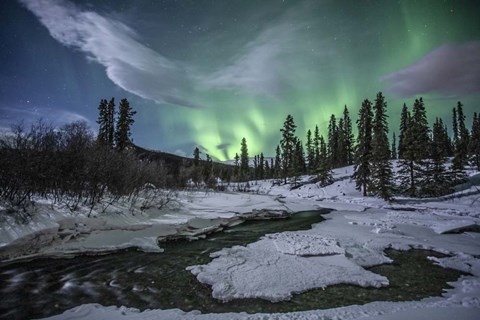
left=1, top=165, right=480, bottom=319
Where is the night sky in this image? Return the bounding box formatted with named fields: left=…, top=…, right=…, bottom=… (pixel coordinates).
left=1, top=0, right=479, bottom=160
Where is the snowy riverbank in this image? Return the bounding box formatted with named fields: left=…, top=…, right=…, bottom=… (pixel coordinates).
left=1, top=165, right=480, bottom=319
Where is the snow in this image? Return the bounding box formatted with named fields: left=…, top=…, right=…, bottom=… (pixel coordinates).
left=1, top=164, right=480, bottom=319
left=268, top=231, right=345, bottom=256
left=187, top=234, right=388, bottom=302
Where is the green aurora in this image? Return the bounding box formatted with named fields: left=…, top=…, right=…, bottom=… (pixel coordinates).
left=138, top=0, right=480, bottom=160
left=2, top=0, right=479, bottom=160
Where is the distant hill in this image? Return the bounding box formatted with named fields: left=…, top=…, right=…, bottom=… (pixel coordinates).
left=132, top=145, right=235, bottom=176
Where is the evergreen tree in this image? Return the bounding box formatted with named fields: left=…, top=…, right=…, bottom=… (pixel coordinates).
left=452, top=101, right=469, bottom=173
left=292, top=138, right=305, bottom=184
left=337, top=118, right=347, bottom=167
left=391, top=132, right=397, bottom=159
left=259, top=153, right=265, bottom=179
left=233, top=152, right=240, bottom=178
left=306, top=129, right=315, bottom=173
left=370, top=92, right=394, bottom=200
left=240, top=137, right=249, bottom=180
left=106, top=97, right=115, bottom=146
left=420, top=118, right=452, bottom=196
left=352, top=99, right=373, bottom=196
left=398, top=98, right=429, bottom=196
left=203, top=154, right=213, bottom=185
left=253, top=155, right=258, bottom=179
left=313, top=125, right=321, bottom=168
left=438, top=119, right=453, bottom=157
left=96, top=99, right=109, bottom=145
left=114, top=98, right=136, bottom=151
left=470, top=112, right=480, bottom=170
left=452, top=107, right=458, bottom=147
left=327, top=114, right=338, bottom=168
left=274, top=145, right=282, bottom=179
left=343, top=105, right=354, bottom=165
left=398, top=103, right=410, bottom=159
left=317, top=135, right=333, bottom=186
left=264, top=158, right=270, bottom=179
left=280, top=115, right=297, bottom=182
left=193, top=147, right=201, bottom=166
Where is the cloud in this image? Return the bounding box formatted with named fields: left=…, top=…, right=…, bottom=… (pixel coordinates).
left=0, top=105, right=91, bottom=129
left=382, top=42, right=480, bottom=97
left=202, top=12, right=306, bottom=98
left=203, top=28, right=285, bottom=97
left=19, top=0, right=202, bottom=108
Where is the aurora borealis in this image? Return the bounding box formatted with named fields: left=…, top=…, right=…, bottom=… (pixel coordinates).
left=1, top=0, right=479, bottom=160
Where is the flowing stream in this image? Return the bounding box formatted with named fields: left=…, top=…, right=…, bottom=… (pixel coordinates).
left=0, top=210, right=466, bottom=319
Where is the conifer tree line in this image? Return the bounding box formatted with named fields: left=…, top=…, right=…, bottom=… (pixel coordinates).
left=2, top=93, right=479, bottom=213
left=228, top=93, right=479, bottom=201
left=0, top=98, right=165, bottom=213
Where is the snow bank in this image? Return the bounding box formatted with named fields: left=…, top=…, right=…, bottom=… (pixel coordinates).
left=0, top=191, right=292, bottom=261
left=187, top=231, right=389, bottom=302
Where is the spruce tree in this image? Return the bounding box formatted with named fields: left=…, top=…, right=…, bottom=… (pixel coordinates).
left=106, top=97, right=115, bottom=146
left=313, top=125, right=321, bottom=168
left=280, top=115, right=297, bottom=183
left=259, top=153, right=265, bottom=179
left=370, top=92, right=394, bottom=200
left=292, top=138, right=305, bottom=184
left=203, top=154, right=213, bottom=185
left=253, top=155, right=258, bottom=179
left=306, top=129, right=315, bottom=174
left=398, top=103, right=410, bottom=159
left=274, top=145, right=282, bottom=180
left=470, top=112, right=480, bottom=170
left=438, top=119, right=453, bottom=157
left=96, top=99, right=109, bottom=145
left=391, top=132, right=397, bottom=160
left=343, top=105, right=354, bottom=165
left=327, top=114, right=338, bottom=168
left=193, top=147, right=201, bottom=166
left=452, top=107, right=458, bottom=147
left=265, top=159, right=270, bottom=179
left=352, top=99, right=373, bottom=196
left=240, top=137, right=249, bottom=180
left=114, top=98, right=136, bottom=151
left=398, top=119, right=416, bottom=196
left=452, top=101, right=469, bottom=174
left=317, top=135, right=333, bottom=186
left=233, top=152, right=240, bottom=178
left=421, top=118, right=452, bottom=196
left=398, top=98, right=429, bottom=197
left=337, top=118, right=347, bottom=167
